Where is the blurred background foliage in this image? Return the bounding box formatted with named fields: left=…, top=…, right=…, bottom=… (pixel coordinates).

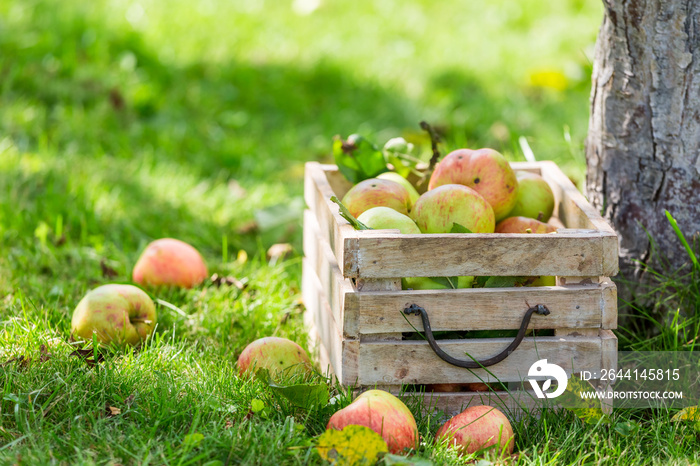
left=0, top=0, right=602, bottom=289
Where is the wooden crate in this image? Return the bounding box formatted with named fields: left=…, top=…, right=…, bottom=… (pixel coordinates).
left=302, top=161, right=618, bottom=416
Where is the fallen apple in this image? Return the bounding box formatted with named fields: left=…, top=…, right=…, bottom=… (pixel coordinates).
left=341, top=178, right=412, bottom=218
left=377, top=172, right=420, bottom=208
left=71, top=284, right=157, bottom=347
left=411, top=184, right=495, bottom=233
left=428, top=148, right=518, bottom=221
left=327, top=389, right=418, bottom=453
left=507, top=172, right=555, bottom=221
left=237, top=336, right=312, bottom=378
left=357, top=207, right=420, bottom=234
left=436, top=404, right=515, bottom=456
left=133, top=238, right=208, bottom=288
left=495, top=216, right=556, bottom=234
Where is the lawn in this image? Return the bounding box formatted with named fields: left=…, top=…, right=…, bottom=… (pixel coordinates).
left=2, top=0, right=699, bottom=464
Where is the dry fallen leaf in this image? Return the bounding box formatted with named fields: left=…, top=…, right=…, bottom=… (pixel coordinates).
left=106, top=405, right=121, bottom=417
left=267, top=243, right=293, bottom=263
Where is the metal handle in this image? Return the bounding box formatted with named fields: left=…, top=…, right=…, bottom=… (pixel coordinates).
left=403, top=303, right=551, bottom=368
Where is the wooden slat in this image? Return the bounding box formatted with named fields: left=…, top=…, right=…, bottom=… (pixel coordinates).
left=600, top=279, right=618, bottom=330
left=304, top=162, right=358, bottom=275
left=304, top=310, right=333, bottom=377
left=302, top=258, right=359, bottom=385
left=354, top=283, right=615, bottom=333
left=356, top=335, right=604, bottom=385
left=302, top=258, right=343, bottom=378
left=303, top=209, right=359, bottom=337
left=350, top=232, right=610, bottom=278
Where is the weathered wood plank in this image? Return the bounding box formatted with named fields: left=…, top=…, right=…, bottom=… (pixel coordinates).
left=357, top=335, right=604, bottom=385
left=354, top=283, right=613, bottom=333
left=302, top=258, right=359, bottom=385
left=355, top=278, right=403, bottom=342
left=304, top=162, right=358, bottom=275
left=351, top=232, right=608, bottom=278
left=302, top=258, right=343, bottom=379
left=600, top=279, right=618, bottom=330
left=303, top=209, right=359, bottom=337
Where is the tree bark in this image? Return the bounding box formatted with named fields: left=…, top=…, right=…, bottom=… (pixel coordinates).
left=587, top=0, right=700, bottom=281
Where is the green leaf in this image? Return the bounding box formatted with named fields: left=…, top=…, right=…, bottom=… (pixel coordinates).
left=34, top=221, right=50, bottom=248
left=383, top=137, right=419, bottom=179
left=472, top=276, right=490, bottom=288
left=182, top=433, right=204, bottom=448
left=316, top=425, right=388, bottom=465
left=450, top=223, right=472, bottom=233
left=251, top=399, right=265, bottom=413
left=330, top=196, right=372, bottom=230
left=445, top=277, right=459, bottom=289
left=333, top=134, right=388, bottom=184
left=614, top=420, right=640, bottom=437
left=270, top=382, right=330, bottom=410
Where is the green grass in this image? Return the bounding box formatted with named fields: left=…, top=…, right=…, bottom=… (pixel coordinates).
left=2, top=0, right=700, bottom=464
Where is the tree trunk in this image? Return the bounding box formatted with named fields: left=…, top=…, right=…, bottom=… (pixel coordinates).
left=586, top=0, right=700, bottom=281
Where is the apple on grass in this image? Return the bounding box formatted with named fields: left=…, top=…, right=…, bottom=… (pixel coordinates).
left=327, top=389, right=418, bottom=454
left=237, top=337, right=312, bottom=378
left=495, top=216, right=556, bottom=234
left=411, top=184, right=495, bottom=234
left=71, top=284, right=157, bottom=347
left=436, top=405, right=515, bottom=456
left=429, top=148, right=518, bottom=221
left=507, top=171, right=555, bottom=221
left=341, top=178, right=412, bottom=218
left=357, top=207, right=420, bottom=234
left=133, top=238, right=208, bottom=289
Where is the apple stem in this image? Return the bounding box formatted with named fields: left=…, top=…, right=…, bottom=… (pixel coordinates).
left=330, top=196, right=372, bottom=230
left=537, top=211, right=544, bottom=222
left=418, top=121, right=442, bottom=188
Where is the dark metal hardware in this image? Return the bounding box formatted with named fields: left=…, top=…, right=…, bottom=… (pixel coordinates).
left=403, top=303, right=551, bottom=368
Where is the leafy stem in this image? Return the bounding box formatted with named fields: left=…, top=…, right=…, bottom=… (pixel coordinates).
left=330, top=196, right=372, bottom=230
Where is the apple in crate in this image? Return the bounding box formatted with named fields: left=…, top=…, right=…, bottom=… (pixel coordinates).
left=71, top=284, right=157, bottom=347
left=377, top=172, right=420, bottom=207
left=341, top=178, right=412, bottom=218
left=411, top=184, right=495, bottom=233
left=327, top=389, right=418, bottom=453
left=133, top=238, right=208, bottom=288
left=495, top=216, right=556, bottom=234
left=507, top=172, right=555, bottom=221
left=357, top=207, right=420, bottom=234
left=237, top=337, right=311, bottom=378
left=436, top=405, right=515, bottom=456
left=428, top=148, right=518, bottom=221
